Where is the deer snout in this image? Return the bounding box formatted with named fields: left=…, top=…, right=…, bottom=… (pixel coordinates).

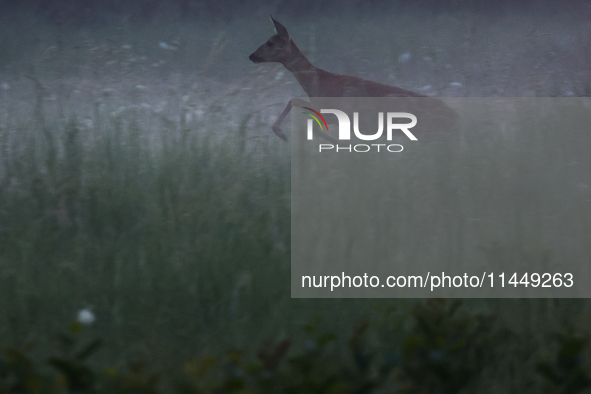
left=249, top=53, right=264, bottom=63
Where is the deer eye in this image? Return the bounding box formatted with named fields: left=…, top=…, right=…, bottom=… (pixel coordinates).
left=266, top=41, right=274, bottom=47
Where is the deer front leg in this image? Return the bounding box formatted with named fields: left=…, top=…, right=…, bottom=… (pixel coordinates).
left=272, top=101, right=291, bottom=141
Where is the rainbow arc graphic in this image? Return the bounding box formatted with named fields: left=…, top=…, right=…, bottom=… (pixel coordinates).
left=301, top=107, right=329, bottom=131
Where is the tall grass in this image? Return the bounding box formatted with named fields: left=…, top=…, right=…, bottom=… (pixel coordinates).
left=0, top=84, right=296, bottom=359
left=1, top=86, right=591, bottom=392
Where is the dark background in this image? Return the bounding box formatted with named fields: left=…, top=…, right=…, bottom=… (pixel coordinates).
left=1, top=0, right=587, bottom=24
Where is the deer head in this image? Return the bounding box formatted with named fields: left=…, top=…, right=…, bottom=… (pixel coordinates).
left=249, top=16, right=294, bottom=65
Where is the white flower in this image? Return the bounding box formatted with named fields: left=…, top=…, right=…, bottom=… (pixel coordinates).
left=77, top=309, right=96, bottom=325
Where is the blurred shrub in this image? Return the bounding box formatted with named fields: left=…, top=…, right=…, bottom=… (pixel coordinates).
left=2, top=299, right=558, bottom=394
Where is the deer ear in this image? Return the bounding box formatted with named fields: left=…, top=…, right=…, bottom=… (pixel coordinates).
left=270, top=15, right=290, bottom=41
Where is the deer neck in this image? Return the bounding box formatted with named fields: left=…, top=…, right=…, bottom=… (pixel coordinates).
left=283, top=41, right=321, bottom=97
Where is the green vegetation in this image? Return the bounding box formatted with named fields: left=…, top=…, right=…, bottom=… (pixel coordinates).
left=0, top=94, right=294, bottom=358
left=0, top=94, right=590, bottom=392
left=1, top=300, right=590, bottom=393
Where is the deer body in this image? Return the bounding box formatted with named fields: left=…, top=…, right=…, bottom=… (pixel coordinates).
left=249, top=16, right=427, bottom=141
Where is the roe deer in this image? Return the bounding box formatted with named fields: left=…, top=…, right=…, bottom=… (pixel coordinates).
left=249, top=16, right=454, bottom=141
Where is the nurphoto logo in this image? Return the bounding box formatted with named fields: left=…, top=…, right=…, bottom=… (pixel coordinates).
left=300, top=107, right=418, bottom=153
